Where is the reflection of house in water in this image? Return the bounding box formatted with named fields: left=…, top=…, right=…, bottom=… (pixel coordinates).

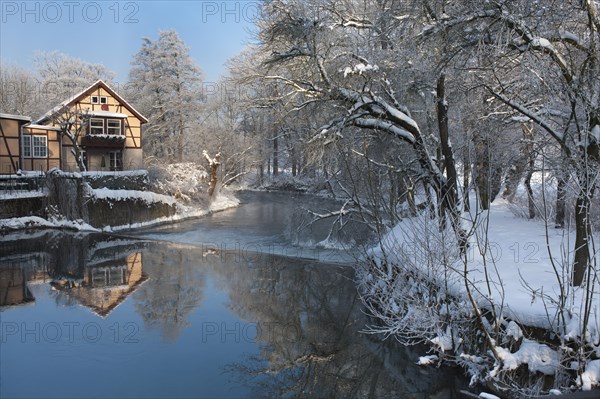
left=51, top=252, right=146, bottom=317
left=0, top=264, right=35, bottom=307
left=0, top=247, right=49, bottom=308
left=0, top=231, right=147, bottom=316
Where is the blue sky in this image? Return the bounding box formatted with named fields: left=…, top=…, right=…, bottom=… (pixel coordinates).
left=0, top=0, right=259, bottom=83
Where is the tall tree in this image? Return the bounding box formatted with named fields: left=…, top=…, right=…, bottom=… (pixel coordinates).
left=129, top=30, right=203, bottom=163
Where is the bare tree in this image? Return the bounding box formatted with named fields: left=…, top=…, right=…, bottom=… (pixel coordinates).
left=51, top=106, right=91, bottom=172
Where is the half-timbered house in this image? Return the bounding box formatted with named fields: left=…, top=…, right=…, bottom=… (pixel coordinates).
left=0, top=80, right=147, bottom=173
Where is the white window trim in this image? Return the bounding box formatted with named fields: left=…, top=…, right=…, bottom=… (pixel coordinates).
left=100, top=96, right=108, bottom=104
left=107, top=119, right=122, bottom=135
left=90, top=118, right=104, bottom=135
left=22, top=135, right=47, bottom=158
left=32, top=136, right=48, bottom=158
left=91, top=96, right=99, bottom=104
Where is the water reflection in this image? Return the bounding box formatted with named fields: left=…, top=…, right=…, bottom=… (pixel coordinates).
left=183, top=247, right=468, bottom=398
left=133, top=246, right=206, bottom=340
left=0, top=264, right=35, bottom=307
left=0, top=230, right=147, bottom=317
left=0, top=230, right=468, bottom=398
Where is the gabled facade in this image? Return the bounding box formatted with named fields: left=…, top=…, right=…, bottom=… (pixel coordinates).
left=36, top=80, right=148, bottom=172
left=0, top=80, right=147, bottom=174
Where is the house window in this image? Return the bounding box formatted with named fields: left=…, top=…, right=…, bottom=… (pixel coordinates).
left=107, top=119, right=121, bottom=135
left=90, top=118, right=104, bottom=135
left=22, top=135, right=47, bottom=158
left=33, top=136, right=48, bottom=158
left=22, top=135, right=31, bottom=158
left=109, top=151, right=123, bottom=171
left=91, top=96, right=107, bottom=104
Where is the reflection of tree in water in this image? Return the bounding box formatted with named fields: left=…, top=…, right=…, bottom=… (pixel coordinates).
left=207, top=253, right=467, bottom=398
left=133, top=246, right=206, bottom=341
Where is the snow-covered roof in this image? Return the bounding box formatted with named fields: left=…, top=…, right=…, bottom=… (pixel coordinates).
left=34, top=80, right=148, bottom=124
left=24, top=124, right=62, bottom=131
left=0, top=113, right=32, bottom=122
left=87, top=110, right=128, bottom=119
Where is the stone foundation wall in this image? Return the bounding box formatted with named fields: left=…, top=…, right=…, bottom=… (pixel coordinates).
left=1, top=171, right=176, bottom=229
left=0, top=196, right=46, bottom=219
left=87, top=197, right=177, bottom=228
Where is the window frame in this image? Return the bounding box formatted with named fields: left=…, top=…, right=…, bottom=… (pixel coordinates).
left=91, top=96, right=99, bottom=104
left=22, top=135, right=47, bottom=158
left=109, top=151, right=123, bottom=171
left=89, top=118, right=104, bottom=135
left=22, top=135, right=32, bottom=158
left=100, top=96, right=108, bottom=104
left=107, top=119, right=122, bottom=136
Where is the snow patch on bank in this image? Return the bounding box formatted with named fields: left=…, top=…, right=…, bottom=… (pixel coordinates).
left=0, top=216, right=97, bottom=231
left=0, top=190, right=47, bottom=200
left=101, top=193, right=240, bottom=232
left=93, top=188, right=176, bottom=205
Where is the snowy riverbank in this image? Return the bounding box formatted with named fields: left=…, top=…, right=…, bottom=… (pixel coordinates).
left=361, top=198, right=600, bottom=395
left=0, top=190, right=239, bottom=233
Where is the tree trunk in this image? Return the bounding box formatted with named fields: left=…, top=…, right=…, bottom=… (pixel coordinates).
left=573, top=191, right=590, bottom=286
left=290, top=146, right=297, bottom=176
left=436, top=74, right=467, bottom=248
left=437, top=74, right=459, bottom=212
left=524, top=168, right=535, bottom=219
left=273, top=134, right=279, bottom=176
left=474, top=132, right=490, bottom=210
left=205, top=153, right=221, bottom=197
left=258, top=163, right=264, bottom=186
left=572, top=115, right=600, bottom=286
left=463, top=159, right=470, bottom=212
left=503, top=123, right=535, bottom=202
left=389, top=169, right=397, bottom=224
left=555, top=172, right=567, bottom=228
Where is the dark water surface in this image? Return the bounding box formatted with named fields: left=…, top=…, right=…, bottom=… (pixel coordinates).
left=0, top=192, right=468, bottom=398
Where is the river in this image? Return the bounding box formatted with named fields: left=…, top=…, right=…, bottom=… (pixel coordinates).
left=0, top=191, right=469, bottom=398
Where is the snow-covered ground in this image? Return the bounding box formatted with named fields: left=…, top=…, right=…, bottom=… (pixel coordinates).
left=369, top=198, right=600, bottom=391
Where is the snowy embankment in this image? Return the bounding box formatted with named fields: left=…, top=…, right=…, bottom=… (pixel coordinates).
left=367, top=198, right=600, bottom=391
left=0, top=189, right=239, bottom=232
left=98, top=191, right=239, bottom=231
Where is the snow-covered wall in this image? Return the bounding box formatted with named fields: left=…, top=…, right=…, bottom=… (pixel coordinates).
left=0, top=172, right=177, bottom=229
left=87, top=189, right=177, bottom=229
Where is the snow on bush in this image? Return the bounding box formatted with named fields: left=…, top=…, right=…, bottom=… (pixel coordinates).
left=147, top=162, right=209, bottom=202
left=359, top=198, right=600, bottom=395
left=578, top=360, right=600, bottom=391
